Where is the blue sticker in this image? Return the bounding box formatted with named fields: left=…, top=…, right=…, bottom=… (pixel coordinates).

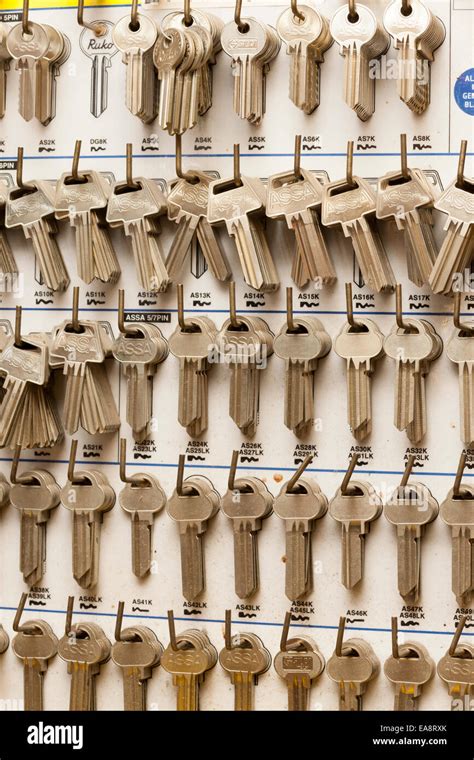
left=454, top=68, right=474, bottom=116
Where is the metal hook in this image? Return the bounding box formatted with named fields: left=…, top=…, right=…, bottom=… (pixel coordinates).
left=457, top=140, right=468, bottom=187
left=449, top=615, right=468, bottom=657
left=346, top=140, right=354, bottom=185
left=14, top=305, right=22, bottom=348
left=175, top=134, right=198, bottom=183
left=291, top=0, right=305, bottom=22
left=71, top=140, right=83, bottom=182
left=228, top=281, right=242, bottom=329
left=453, top=292, right=474, bottom=336
left=77, top=0, right=107, bottom=37
left=280, top=611, right=292, bottom=652
left=10, top=445, right=36, bottom=486
left=395, top=284, right=412, bottom=331
left=453, top=452, right=467, bottom=498
left=125, top=143, right=139, bottom=189
left=234, top=0, right=249, bottom=33
left=119, top=439, right=133, bottom=484
left=22, top=0, right=31, bottom=35
left=67, top=439, right=88, bottom=486
left=400, top=133, right=409, bottom=179
left=118, top=289, right=126, bottom=334
left=130, top=0, right=139, bottom=30
left=65, top=596, right=75, bottom=636
left=16, top=147, right=31, bottom=192
left=335, top=616, right=346, bottom=656
left=177, top=283, right=189, bottom=331
left=294, top=134, right=302, bottom=180
left=341, top=453, right=360, bottom=496
left=70, top=286, right=80, bottom=332
left=345, top=282, right=364, bottom=331
left=224, top=609, right=232, bottom=650
left=391, top=616, right=400, bottom=659
left=233, top=143, right=242, bottom=185
left=13, top=593, right=41, bottom=634
left=401, top=0, right=412, bottom=16
left=168, top=610, right=178, bottom=652
left=228, top=450, right=240, bottom=492
left=400, top=455, right=415, bottom=488
left=184, top=0, right=193, bottom=26
left=115, top=601, right=140, bottom=642
left=286, top=454, right=314, bottom=494
left=286, top=287, right=297, bottom=333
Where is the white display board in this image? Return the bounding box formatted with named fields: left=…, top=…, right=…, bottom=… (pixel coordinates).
left=0, top=0, right=472, bottom=711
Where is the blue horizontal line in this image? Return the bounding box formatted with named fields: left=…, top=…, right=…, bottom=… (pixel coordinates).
left=1, top=152, right=471, bottom=161
left=0, top=457, right=470, bottom=480
left=0, top=306, right=458, bottom=317
left=0, top=605, right=469, bottom=639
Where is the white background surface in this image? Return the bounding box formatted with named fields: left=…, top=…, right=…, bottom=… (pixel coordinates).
left=0, top=0, right=473, bottom=710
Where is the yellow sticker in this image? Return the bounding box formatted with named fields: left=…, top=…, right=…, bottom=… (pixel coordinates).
left=0, top=1, right=128, bottom=10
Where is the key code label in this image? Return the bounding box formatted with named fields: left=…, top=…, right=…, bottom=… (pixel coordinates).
left=454, top=68, right=474, bottom=115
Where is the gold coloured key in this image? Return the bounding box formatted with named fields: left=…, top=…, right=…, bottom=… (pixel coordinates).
left=384, top=617, right=434, bottom=711
left=437, top=616, right=474, bottom=711
left=111, top=602, right=162, bottom=711
left=58, top=596, right=111, bottom=711
left=219, top=611, right=271, bottom=711
left=12, top=593, right=57, bottom=711
left=161, top=611, right=217, bottom=711
left=274, top=612, right=325, bottom=711
left=326, top=616, right=379, bottom=711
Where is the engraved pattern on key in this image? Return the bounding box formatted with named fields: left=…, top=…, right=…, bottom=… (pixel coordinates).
left=447, top=321, right=474, bottom=446
left=161, top=629, right=217, bottom=711
left=208, top=175, right=279, bottom=292
left=430, top=175, right=474, bottom=295
left=0, top=24, right=11, bottom=119
left=266, top=168, right=335, bottom=285
left=274, top=635, right=325, bottom=711
left=58, top=622, right=111, bottom=711
left=80, top=22, right=118, bottom=118
left=321, top=175, right=396, bottom=292
left=219, top=631, right=271, bottom=711
left=107, top=177, right=169, bottom=292
left=5, top=180, right=70, bottom=291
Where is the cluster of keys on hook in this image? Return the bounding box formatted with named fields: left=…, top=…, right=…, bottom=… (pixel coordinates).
left=0, top=133, right=472, bottom=300
left=1, top=598, right=472, bottom=713
left=2, top=442, right=474, bottom=612
left=0, top=0, right=445, bottom=128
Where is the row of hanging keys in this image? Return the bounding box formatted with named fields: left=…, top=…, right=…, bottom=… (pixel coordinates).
left=3, top=278, right=474, bottom=450
left=2, top=439, right=474, bottom=611
left=1, top=135, right=471, bottom=296
left=1, top=599, right=472, bottom=713
left=0, top=0, right=445, bottom=125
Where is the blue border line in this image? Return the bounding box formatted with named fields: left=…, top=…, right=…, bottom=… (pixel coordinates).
left=1, top=152, right=472, bottom=161
left=0, top=458, right=471, bottom=479
left=0, top=307, right=460, bottom=317
left=0, top=605, right=470, bottom=637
